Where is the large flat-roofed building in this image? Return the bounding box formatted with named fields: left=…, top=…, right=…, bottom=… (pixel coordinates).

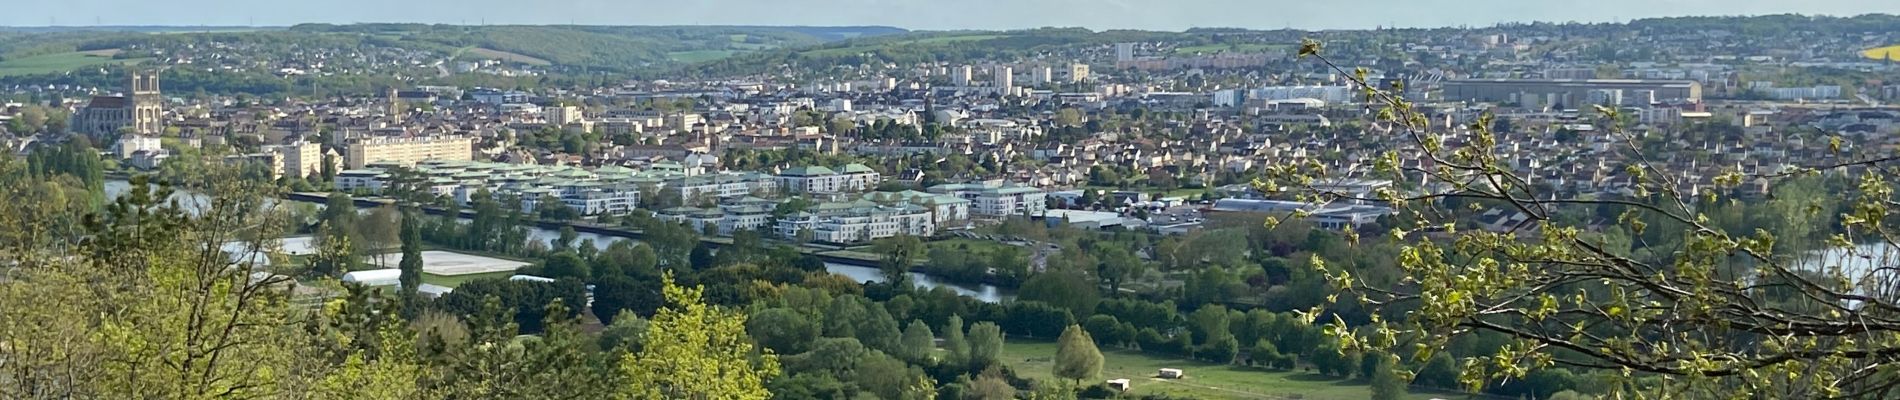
left=1443, top=79, right=1701, bottom=104
left=343, top=135, right=473, bottom=169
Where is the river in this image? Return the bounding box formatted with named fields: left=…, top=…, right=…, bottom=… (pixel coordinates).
left=105, top=180, right=1014, bottom=302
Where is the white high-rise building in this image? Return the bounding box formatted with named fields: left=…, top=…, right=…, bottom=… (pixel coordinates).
left=1032, top=66, right=1053, bottom=85
left=1116, top=43, right=1135, bottom=62
left=953, top=65, right=973, bottom=86
left=994, top=66, right=1013, bottom=91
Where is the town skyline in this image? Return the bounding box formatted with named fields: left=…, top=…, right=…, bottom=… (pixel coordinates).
left=10, top=0, right=1900, bottom=31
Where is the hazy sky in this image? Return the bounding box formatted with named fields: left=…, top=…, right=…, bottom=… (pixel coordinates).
left=10, top=0, right=1900, bottom=31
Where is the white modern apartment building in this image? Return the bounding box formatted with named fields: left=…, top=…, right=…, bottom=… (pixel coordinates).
left=776, top=200, right=934, bottom=243
left=927, top=182, right=1048, bottom=217
left=335, top=160, right=656, bottom=216
left=864, top=190, right=971, bottom=223
left=654, top=197, right=777, bottom=235
left=776, top=164, right=881, bottom=194
left=671, top=172, right=779, bottom=204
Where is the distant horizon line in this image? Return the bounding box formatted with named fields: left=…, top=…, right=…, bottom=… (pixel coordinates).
left=3, top=12, right=1897, bottom=33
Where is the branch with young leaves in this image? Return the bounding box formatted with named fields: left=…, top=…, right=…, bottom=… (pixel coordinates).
left=1270, top=39, right=1900, bottom=399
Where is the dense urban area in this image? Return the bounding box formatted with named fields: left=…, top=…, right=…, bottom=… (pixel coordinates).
left=6, top=12, right=1900, bottom=400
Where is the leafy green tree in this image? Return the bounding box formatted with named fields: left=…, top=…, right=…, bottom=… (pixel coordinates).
left=590, top=275, right=663, bottom=324
left=620, top=273, right=780, bottom=400
left=873, top=234, right=924, bottom=287
left=537, top=251, right=590, bottom=281
left=310, top=221, right=356, bottom=278
left=967, top=322, right=1005, bottom=372
left=359, top=204, right=402, bottom=265
left=434, top=278, right=587, bottom=334
left=593, top=241, right=659, bottom=279
left=1370, top=353, right=1407, bottom=400
left=1053, top=324, right=1104, bottom=385
left=898, top=319, right=935, bottom=364
left=1415, top=354, right=1459, bottom=389
left=1018, top=269, right=1100, bottom=319
left=942, top=315, right=971, bottom=370
left=749, top=307, right=822, bottom=355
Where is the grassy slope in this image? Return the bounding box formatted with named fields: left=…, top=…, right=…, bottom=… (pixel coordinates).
left=0, top=52, right=147, bottom=77
left=1000, top=339, right=1455, bottom=400
left=467, top=47, right=552, bottom=65
left=668, top=50, right=740, bottom=63
left=803, top=34, right=1004, bottom=56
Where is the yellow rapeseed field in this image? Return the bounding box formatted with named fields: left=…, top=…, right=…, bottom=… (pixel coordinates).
left=1862, top=45, right=1900, bottom=60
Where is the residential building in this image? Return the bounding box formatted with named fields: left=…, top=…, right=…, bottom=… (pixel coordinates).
left=775, top=200, right=934, bottom=243
left=994, top=66, right=1014, bottom=91
left=670, top=172, right=779, bottom=205
left=269, top=141, right=324, bottom=180
left=343, top=135, right=474, bottom=169
left=927, top=182, right=1048, bottom=217
left=1069, top=63, right=1090, bottom=83
left=1443, top=79, right=1703, bottom=103
left=864, top=190, right=971, bottom=223
left=776, top=164, right=881, bottom=194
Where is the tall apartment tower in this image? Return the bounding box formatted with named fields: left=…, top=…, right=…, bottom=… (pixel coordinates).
left=1115, top=43, right=1135, bottom=62
left=1032, top=66, right=1053, bottom=85
left=994, top=65, right=1013, bottom=91
left=952, top=65, right=973, bottom=86
left=126, top=69, right=163, bottom=135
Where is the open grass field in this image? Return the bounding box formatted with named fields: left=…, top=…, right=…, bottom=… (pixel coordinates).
left=1862, top=45, right=1900, bottom=60
left=0, top=51, right=148, bottom=77
left=1000, top=339, right=1457, bottom=400
left=1175, top=43, right=1286, bottom=55
left=668, top=49, right=739, bottom=63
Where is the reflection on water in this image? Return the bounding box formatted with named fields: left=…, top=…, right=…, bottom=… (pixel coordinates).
left=107, top=179, right=1013, bottom=303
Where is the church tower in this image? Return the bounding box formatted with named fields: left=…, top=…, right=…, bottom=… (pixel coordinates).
left=388, top=87, right=402, bottom=124
left=127, top=69, right=162, bottom=135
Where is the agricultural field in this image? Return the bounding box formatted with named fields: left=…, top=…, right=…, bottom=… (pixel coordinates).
left=1174, top=43, right=1286, bottom=55
left=999, top=339, right=1456, bottom=400
left=1861, top=45, right=1900, bottom=60
left=0, top=51, right=148, bottom=77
